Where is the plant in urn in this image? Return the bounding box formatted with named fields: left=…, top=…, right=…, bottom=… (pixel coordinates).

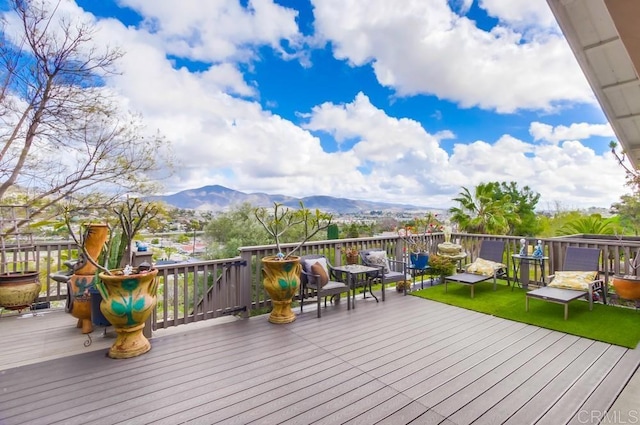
left=97, top=263, right=158, bottom=358
left=255, top=202, right=333, bottom=324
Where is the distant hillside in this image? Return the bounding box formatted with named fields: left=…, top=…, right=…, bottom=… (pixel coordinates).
left=152, top=185, right=433, bottom=214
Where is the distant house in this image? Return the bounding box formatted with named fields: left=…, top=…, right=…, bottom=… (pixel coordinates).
left=178, top=242, right=207, bottom=256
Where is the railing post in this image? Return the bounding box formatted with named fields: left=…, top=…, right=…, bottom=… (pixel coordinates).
left=143, top=315, right=153, bottom=338
left=335, top=245, right=343, bottom=266
left=394, top=239, right=404, bottom=263
left=239, top=250, right=252, bottom=319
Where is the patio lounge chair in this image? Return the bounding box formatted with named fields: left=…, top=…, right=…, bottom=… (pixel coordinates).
left=444, top=240, right=509, bottom=298
left=525, top=247, right=606, bottom=320
left=471, top=240, right=511, bottom=285
left=359, top=249, right=410, bottom=298
left=299, top=254, right=351, bottom=318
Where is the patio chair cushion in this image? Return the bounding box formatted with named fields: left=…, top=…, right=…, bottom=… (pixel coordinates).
left=365, top=251, right=390, bottom=273
left=466, top=257, right=506, bottom=276
left=303, top=257, right=329, bottom=286
left=548, top=271, right=598, bottom=291
left=310, top=262, right=329, bottom=287
left=323, top=280, right=348, bottom=290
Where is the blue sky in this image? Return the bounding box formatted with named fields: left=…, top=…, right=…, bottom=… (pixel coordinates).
left=20, top=0, right=628, bottom=210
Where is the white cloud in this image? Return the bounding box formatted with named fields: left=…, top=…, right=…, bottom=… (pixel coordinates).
left=10, top=0, right=622, bottom=211
left=530, top=122, right=615, bottom=144
left=447, top=134, right=626, bottom=209
left=311, top=0, right=593, bottom=113
left=301, top=94, right=626, bottom=209
left=304, top=93, right=449, bottom=168
left=479, top=0, right=558, bottom=30
left=116, top=0, right=302, bottom=62
left=77, top=8, right=630, bottom=209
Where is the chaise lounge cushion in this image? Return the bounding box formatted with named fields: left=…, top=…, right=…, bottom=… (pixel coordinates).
left=548, top=271, right=598, bottom=291
left=466, top=257, right=506, bottom=276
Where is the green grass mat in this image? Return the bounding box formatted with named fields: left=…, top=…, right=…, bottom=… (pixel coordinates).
left=411, top=280, right=640, bottom=348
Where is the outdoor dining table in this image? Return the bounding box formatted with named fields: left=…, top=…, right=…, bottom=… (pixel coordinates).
left=332, top=264, right=381, bottom=308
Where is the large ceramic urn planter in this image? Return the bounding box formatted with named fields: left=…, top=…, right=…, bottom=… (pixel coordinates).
left=611, top=276, right=640, bottom=301
left=68, top=223, right=109, bottom=334
left=96, top=268, right=159, bottom=359
left=261, top=256, right=301, bottom=324
left=0, top=271, right=41, bottom=311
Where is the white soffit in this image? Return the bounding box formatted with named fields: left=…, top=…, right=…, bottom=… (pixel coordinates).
left=547, top=0, right=640, bottom=168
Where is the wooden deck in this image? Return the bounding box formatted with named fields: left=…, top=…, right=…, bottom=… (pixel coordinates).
left=0, top=290, right=638, bottom=425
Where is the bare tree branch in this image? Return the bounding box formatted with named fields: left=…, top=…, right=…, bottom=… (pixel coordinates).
left=0, top=0, right=171, bottom=227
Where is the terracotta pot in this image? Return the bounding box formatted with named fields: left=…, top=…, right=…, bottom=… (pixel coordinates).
left=97, top=268, right=159, bottom=358
left=68, top=274, right=96, bottom=334
left=611, top=276, right=640, bottom=301
left=71, top=297, right=93, bottom=333
left=261, top=256, right=301, bottom=324
left=73, top=224, right=109, bottom=275
left=67, top=223, right=109, bottom=333
left=0, top=271, right=41, bottom=311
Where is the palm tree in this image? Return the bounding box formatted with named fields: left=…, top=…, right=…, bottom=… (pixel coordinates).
left=449, top=183, right=519, bottom=235
left=556, top=215, right=618, bottom=236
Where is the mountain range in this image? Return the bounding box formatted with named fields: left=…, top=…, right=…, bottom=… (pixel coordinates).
left=153, top=185, right=434, bottom=214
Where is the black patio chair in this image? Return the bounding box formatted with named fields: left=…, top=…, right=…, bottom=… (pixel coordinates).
left=359, top=249, right=410, bottom=298
left=299, top=254, right=351, bottom=318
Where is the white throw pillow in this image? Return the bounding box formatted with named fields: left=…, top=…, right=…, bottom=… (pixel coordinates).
left=366, top=251, right=390, bottom=273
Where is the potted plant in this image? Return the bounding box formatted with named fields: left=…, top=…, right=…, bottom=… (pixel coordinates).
left=395, top=279, right=412, bottom=293
left=398, top=214, right=442, bottom=269
left=611, top=250, right=640, bottom=301
left=0, top=206, right=41, bottom=312
left=428, top=254, right=456, bottom=284
left=610, top=143, right=640, bottom=302
left=60, top=197, right=162, bottom=358
left=344, top=246, right=359, bottom=265
left=66, top=222, right=109, bottom=334
left=255, top=201, right=333, bottom=324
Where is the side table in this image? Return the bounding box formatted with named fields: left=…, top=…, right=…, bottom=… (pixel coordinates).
left=512, top=254, right=548, bottom=289
left=332, top=264, right=380, bottom=309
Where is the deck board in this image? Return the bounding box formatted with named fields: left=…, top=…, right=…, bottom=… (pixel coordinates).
left=566, top=347, right=640, bottom=425
left=449, top=333, right=581, bottom=425
left=0, top=290, right=637, bottom=425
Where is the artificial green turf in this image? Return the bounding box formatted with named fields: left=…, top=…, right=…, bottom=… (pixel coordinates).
left=411, top=280, right=640, bottom=349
